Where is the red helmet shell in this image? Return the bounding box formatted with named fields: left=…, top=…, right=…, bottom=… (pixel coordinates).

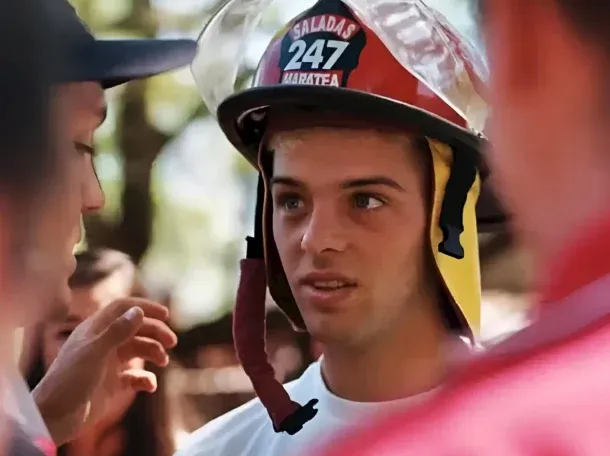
left=251, top=0, right=484, bottom=130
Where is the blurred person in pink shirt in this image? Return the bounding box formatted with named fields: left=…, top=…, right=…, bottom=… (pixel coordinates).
left=319, top=1, right=610, bottom=455
left=0, top=0, right=68, bottom=454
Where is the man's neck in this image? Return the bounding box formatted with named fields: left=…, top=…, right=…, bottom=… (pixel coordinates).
left=320, top=300, right=449, bottom=403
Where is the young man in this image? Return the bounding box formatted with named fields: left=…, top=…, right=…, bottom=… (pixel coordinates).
left=318, top=1, right=610, bottom=455
left=178, top=0, right=502, bottom=454
left=5, top=0, right=196, bottom=454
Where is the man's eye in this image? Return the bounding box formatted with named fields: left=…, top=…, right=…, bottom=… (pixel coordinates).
left=275, top=194, right=304, bottom=211
left=352, top=194, right=384, bottom=210
left=282, top=197, right=304, bottom=211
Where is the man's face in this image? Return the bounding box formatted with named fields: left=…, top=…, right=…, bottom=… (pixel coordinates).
left=270, top=127, right=430, bottom=346
left=21, top=82, right=106, bottom=323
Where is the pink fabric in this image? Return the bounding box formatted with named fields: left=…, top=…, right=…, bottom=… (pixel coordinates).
left=539, top=214, right=610, bottom=304
left=34, top=437, right=56, bottom=456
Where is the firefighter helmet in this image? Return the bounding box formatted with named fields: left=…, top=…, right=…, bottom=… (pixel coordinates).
left=191, top=0, right=503, bottom=436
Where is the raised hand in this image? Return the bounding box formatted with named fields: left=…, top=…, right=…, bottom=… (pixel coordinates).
left=32, top=297, right=177, bottom=445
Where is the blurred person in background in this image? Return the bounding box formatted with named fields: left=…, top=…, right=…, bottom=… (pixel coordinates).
left=23, top=249, right=174, bottom=456
left=1, top=0, right=197, bottom=454
left=317, top=0, right=610, bottom=455
left=180, top=0, right=501, bottom=455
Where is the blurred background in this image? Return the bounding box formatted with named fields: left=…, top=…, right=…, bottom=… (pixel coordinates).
left=65, top=0, right=532, bottom=449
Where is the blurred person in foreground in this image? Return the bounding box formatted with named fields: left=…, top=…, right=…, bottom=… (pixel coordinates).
left=0, top=0, right=64, bottom=454
left=23, top=249, right=174, bottom=456
left=318, top=1, right=610, bottom=455
left=3, top=0, right=196, bottom=454
left=179, top=0, right=503, bottom=454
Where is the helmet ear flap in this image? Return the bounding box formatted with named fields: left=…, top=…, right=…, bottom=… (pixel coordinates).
left=428, top=139, right=482, bottom=336
left=259, top=145, right=308, bottom=331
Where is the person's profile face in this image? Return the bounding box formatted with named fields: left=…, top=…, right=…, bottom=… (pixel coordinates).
left=270, top=127, right=430, bottom=346
left=20, top=82, right=107, bottom=324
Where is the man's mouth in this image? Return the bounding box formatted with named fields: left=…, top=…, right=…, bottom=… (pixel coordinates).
left=299, top=271, right=358, bottom=297
left=308, top=280, right=356, bottom=290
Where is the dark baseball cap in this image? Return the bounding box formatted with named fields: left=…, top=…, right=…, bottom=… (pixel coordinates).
left=53, top=0, right=197, bottom=88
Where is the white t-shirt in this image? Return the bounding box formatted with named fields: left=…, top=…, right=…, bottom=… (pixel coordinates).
left=175, top=360, right=437, bottom=456
left=1, top=364, right=56, bottom=455
left=2, top=365, right=51, bottom=441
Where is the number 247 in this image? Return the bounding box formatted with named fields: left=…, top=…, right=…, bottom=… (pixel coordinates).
left=285, top=39, right=349, bottom=71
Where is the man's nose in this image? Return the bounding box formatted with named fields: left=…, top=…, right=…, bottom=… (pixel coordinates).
left=300, top=206, right=347, bottom=254
left=81, top=164, right=104, bottom=215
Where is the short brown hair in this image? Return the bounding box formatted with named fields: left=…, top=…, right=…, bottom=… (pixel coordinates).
left=268, top=127, right=433, bottom=201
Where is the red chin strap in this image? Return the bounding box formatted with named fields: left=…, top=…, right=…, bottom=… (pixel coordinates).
left=232, top=174, right=318, bottom=435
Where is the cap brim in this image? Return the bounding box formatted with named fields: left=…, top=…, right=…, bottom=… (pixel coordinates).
left=218, top=85, right=507, bottom=231
left=75, top=39, right=197, bottom=89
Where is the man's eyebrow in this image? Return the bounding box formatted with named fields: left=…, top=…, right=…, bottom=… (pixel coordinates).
left=270, top=176, right=305, bottom=187
left=341, top=176, right=406, bottom=192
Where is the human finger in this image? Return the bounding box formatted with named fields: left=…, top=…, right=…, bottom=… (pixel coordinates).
left=91, top=307, right=144, bottom=355
left=117, top=336, right=169, bottom=367
left=135, top=318, right=177, bottom=349
left=92, top=298, right=169, bottom=332
left=119, top=369, right=157, bottom=393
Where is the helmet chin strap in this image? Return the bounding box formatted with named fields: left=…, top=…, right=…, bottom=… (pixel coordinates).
left=233, top=173, right=318, bottom=435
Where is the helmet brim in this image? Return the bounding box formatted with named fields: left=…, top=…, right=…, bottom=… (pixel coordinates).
left=217, top=85, right=507, bottom=231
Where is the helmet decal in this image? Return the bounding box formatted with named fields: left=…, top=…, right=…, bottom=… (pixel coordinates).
left=278, top=0, right=366, bottom=87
